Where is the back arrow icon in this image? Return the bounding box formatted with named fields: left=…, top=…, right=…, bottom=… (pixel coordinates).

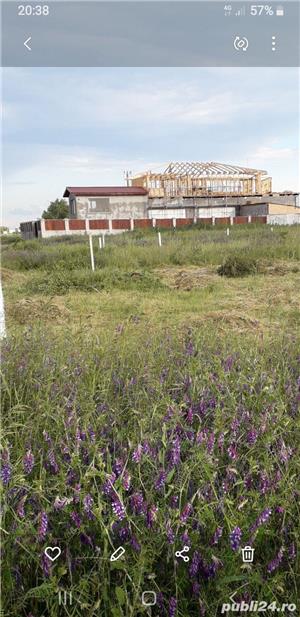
left=24, top=37, right=32, bottom=51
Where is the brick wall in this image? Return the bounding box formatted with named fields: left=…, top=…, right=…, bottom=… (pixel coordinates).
left=44, top=219, right=65, bottom=230
left=134, top=219, right=152, bottom=228
left=175, top=218, right=194, bottom=226
left=156, top=219, right=173, bottom=228
left=196, top=218, right=212, bottom=225
left=69, top=220, right=86, bottom=230
left=89, top=220, right=109, bottom=230
left=22, top=215, right=281, bottom=240
left=112, top=219, right=131, bottom=230
left=215, top=217, right=231, bottom=225
left=233, top=216, right=249, bottom=224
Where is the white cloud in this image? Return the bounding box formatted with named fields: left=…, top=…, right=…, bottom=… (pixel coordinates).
left=250, top=146, right=297, bottom=161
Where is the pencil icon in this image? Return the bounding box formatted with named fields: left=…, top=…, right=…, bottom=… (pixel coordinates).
left=110, top=546, right=125, bottom=562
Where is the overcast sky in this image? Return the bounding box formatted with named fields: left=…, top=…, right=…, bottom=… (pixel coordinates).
left=2, top=67, right=299, bottom=228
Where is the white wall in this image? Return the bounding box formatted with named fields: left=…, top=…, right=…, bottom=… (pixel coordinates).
left=148, top=208, right=186, bottom=219
left=267, top=214, right=300, bottom=225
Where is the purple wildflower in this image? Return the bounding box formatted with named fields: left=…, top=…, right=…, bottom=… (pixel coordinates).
left=189, top=550, right=201, bottom=577
left=205, top=431, right=214, bottom=455
left=169, top=596, right=177, bottom=617
left=41, top=552, right=51, bottom=577
left=224, top=355, right=234, bottom=371
left=80, top=533, right=93, bottom=547
left=131, top=535, right=141, bottom=552
left=42, top=431, right=51, bottom=444
left=267, top=547, right=284, bottom=573
left=1, top=462, right=11, bottom=485
left=210, top=526, right=223, bottom=546
left=227, top=444, right=237, bottom=460
left=83, top=493, right=94, bottom=518
left=196, top=430, right=207, bottom=445
left=247, top=430, right=258, bottom=446
left=88, top=426, right=96, bottom=443
left=186, top=407, right=194, bottom=425
left=48, top=450, right=59, bottom=474
left=250, top=508, right=272, bottom=534
left=130, top=492, right=144, bottom=515
left=73, top=483, right=81, bottom=504
left=166, top=521, right=175, bottom=544
left=70, top=511, right=81, bottom=528
left=38, top=511, right=48, bottom=541
left=288, top=543, right=296, bottom=561
left=102, top=472, right=117, bottom=497
left=259, top=471, right=270, bottom=495
left=54, top=496, right=71, bottom=510
left=229, top=526, right=242, bottom=551
left=155, top=470, right=167, bottom=491
left=279, top=440, right=293, bottom=464
left=180, top=503, right=193, bottom=524
left=23, top=450, right=34, bottom=475
left=112, top=498, right=126, bottom=521
left=181, top=530, right=190, bottom=546
left=118, top=526, right=130, bottom=542
left=217, top=432, right=224, bottom=450
left=17, top=496, right=26, bottom=518
left=146, top=504, right=158, bottom=529
left=113, top=458, right=124, bottom=477
left=169, top=435, right=181, bottom=468
left=122, top=470, right=131, bottom=491
left=163, top=406, right=174, bottom=422
left=132, top=444, right=143, bottom=464
left=170, top=495, right=179, bottom=509
left=157, top=592, right=164, bottom=609
left=275, top=506, right=284, bottom=515
left=192, top=580, right=200, bottom=596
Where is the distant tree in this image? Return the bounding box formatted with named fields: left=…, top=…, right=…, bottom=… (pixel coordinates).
left=42, top=199, right=69, bottom=219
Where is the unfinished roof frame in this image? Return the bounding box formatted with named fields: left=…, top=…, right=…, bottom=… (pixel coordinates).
left=132, top=162, right=272, bottom=198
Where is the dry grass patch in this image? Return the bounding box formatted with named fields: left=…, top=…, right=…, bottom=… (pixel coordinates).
left=6, top=297, right=71, bottom=325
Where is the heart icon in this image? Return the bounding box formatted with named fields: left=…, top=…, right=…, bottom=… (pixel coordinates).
left=44, top=546, right=61, bottom=562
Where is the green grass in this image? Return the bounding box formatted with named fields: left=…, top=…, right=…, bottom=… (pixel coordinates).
left=1, top=224, right=300, bottom=616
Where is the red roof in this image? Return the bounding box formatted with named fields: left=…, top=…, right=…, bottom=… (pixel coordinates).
left=63, top=186, right=148, bottom=197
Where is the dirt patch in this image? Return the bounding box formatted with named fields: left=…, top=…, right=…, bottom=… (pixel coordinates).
left=1, top=268, right=27, bottom=283
left=7, top=298, right=71, bottom=325
left=155, top=266, right=219, bottom=290
left=187, top=311, right=262, bottom=333
left=261, top=261, right=300, bottom=276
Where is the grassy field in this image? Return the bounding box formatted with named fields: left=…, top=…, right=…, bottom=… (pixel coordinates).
left=1, top=225, right=300, bottom=617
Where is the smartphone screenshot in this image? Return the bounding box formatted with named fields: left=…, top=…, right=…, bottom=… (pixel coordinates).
left=1, top=1, right=299, bottom=616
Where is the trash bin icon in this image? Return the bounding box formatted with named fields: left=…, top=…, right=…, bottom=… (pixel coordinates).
left=241, top=546, right=254, bottom=563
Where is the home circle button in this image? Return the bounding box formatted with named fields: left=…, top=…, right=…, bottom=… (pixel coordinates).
left=141, top=591, right=157, bottom=606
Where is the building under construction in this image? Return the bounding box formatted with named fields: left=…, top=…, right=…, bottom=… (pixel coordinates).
left=131, top=161, right=272, bottom=198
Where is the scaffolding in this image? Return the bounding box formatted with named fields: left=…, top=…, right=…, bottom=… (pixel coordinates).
left=131, top=162, right=272, bottom=198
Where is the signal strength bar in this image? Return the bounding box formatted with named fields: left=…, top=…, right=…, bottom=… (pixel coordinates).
left=235, top=6, right=246, bottom=17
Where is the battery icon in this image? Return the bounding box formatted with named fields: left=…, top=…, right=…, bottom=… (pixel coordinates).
left=276, top=6, right=284, bottom=16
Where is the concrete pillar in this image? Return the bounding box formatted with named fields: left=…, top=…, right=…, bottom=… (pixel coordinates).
left=173, top=218, right=176, bottom=228
left=130, top=218, right=134, bottom=231
left=40, top=219, right=46, bottom=238
left=212, top=217, right=215, bottom=226
left=248, top=215, right=252, bottom=224
left=230, top=216, right=234, bottom=226
left=152, top=218, right=156, bottom=228
left=64, top=219, right=69, bottom=234
left=85, top=219, right=89, bottom=233
left=108, top=219, right=113, bottom=233
left=193, top=215, right=197, bottom=224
